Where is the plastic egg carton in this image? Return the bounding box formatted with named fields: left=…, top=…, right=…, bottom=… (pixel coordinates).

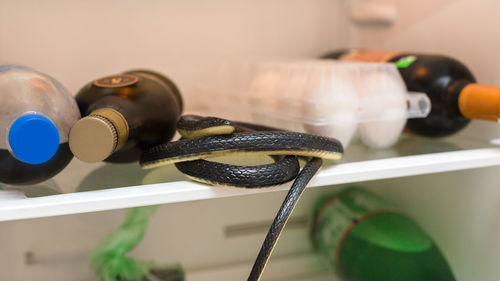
left=191, top=60, right=430, bottom=148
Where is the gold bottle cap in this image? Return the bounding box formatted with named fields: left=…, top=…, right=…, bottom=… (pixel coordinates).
left=69, top=108, right=129, bottom=163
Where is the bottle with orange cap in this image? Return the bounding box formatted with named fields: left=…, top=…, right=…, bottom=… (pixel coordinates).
left=323, top=50, right=500, bottom=137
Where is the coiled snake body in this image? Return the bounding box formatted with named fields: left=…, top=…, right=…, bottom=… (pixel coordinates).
left=140, top=115, right=343, bottom=281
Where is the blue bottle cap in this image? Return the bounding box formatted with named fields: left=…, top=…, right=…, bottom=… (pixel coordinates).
left=8, top=114, right=60, bottom=165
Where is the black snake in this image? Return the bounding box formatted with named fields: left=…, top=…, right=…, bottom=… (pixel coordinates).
left=140, top=115, right=343, bottom=281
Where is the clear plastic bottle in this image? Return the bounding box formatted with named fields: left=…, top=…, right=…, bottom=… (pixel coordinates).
left=0, top=65, right=81, bottom=185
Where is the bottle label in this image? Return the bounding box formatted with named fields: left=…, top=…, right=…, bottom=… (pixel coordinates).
left=94, top=74, right=139, bottom=88
left=339, top=50, right=401, bottom=63
left=312, top=188, right=398, bottom=270
left=394, top=55, right=418, bottom=68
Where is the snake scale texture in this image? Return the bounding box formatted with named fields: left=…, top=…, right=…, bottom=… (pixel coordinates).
left=140, top=115, right=343, bottom=281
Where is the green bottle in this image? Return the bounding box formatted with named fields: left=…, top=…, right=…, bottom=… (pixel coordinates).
left=311, top=187, right=456, bottom=281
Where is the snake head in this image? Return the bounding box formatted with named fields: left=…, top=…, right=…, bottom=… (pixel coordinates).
left=177, top=115, right=235, bottom=138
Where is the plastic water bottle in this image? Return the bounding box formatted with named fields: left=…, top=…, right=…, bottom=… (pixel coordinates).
left=0, top=65, right=80, bottom=185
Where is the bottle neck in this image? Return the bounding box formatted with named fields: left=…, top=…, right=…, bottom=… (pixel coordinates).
left=69, top=107, right=129, bottom=163
left=90, top=108, right=130, bottom=150
left=458, top=83, right=500, bottom=122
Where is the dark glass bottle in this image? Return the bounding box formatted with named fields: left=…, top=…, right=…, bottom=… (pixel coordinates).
left=312, top=187, right=456, bottom=281
left=323, top=50, right=500, bottom=137
left=69, top=70, right=182, bottom=163
left=0, top=65, right=80, bottom=185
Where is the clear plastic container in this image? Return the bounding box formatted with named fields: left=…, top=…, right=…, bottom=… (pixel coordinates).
left=191, top=61, right=430, bottom=148
left=0, top=65, right=81, bottom=185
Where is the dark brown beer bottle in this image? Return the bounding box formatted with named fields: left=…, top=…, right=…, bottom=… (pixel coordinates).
left=69, top=70, right=182, bottom=163
left=323, top=50, right=500, bottom=137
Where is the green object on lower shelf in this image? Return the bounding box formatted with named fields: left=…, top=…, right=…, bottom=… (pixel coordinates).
left=312, top=187, right=456, bottom=281
left=91, top=205, right=184, bottom=281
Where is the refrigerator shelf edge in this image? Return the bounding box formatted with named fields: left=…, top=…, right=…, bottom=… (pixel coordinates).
left=0, top=140, right=499, bottom=222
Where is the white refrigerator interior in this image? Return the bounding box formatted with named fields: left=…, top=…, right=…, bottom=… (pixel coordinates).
left=1, top=0, right=500, bottom=280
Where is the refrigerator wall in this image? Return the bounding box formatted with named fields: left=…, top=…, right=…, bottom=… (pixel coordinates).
left=1, top=0, right=499, bottom=280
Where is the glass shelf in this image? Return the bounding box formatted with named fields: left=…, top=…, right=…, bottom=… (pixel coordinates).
left=1, top=133, right=499, bottom=222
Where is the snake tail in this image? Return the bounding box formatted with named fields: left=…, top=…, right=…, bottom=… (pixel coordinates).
left=247, top=157, right=323, bottom=281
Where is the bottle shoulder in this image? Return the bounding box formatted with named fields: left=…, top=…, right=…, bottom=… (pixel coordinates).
left=76, top=76, right=176, bottom=113
left=393, top=54, right=476, bottom=80
left=125, top=70, right=183, bottom=112
left=392, top=53, right=476, bottom=93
